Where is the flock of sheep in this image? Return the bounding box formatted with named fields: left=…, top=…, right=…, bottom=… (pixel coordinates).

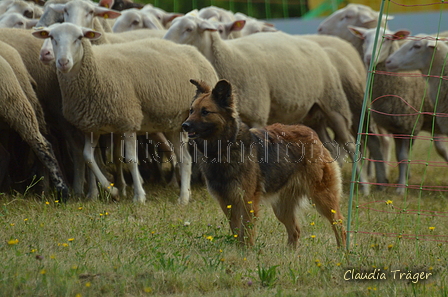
left=0, top=1, right=446, bottom=203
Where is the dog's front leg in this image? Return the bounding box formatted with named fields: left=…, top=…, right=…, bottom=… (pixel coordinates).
left=218, top=193, right=260, bottom=246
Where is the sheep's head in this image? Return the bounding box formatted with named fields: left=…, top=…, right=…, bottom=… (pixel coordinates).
left=317, top=4, right=393, bottom=43
left=49, top=0, right=121, bottom=28
left=348, top=26, right=410, bottom=67
left=32, top=23, right=102, bottom=73
left=386, top=37, right=440, bottom=72
left=163, top=15, right=217, bottom=47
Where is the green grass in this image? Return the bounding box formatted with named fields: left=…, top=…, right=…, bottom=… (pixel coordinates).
left=1, top=134, right=447, bottom=296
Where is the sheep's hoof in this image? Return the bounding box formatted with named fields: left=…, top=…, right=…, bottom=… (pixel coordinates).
left=109, top=187, right=119, bottom=197
left=57, top=186, right=70, bottom=203
left=133, top=195, right=146, bottom=203
left=395, top=186, right=406, bottom=195
left=178, top=196, right=190, bottom=205
left=360, top=184, right=370, bottom=196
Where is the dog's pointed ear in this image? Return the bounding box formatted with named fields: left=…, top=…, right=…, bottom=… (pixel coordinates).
left=212, top=79, right=234, bottom=108
left=190, top=79, right=210, bottom=98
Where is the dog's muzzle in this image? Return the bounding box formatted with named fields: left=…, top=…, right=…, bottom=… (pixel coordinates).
left=182, top=121, right=198, bottom=139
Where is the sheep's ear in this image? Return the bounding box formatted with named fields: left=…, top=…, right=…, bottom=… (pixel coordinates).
left=26, top=19, right=39, bottom=30
left=49, top=3, right=65, bottom=14
left=186, top=9, right=199, bottom=17
left=212, top=79, right=234, bottom=109
left=199, top=20, right=217, bottom=32
left=391, top=30, right=410, bottom=40
left=94, top=7, right=121, bottom=19
left=32, top=29, right=51, bottom=39
left=427, top=39, right=438, bottom=48
left=190, top=79, right=210, bottom=97
left=228, top=20, right=246, bottom=32
left=358, top=11, right=377, bottom=25
left=82, top=29, right=102, bottom=40
left=98, top=0, right=114, bottom=9
left=142, top=15, right=160, bottom=30
left=348, top=26, right=366, bottom=39
left=163, top=13, right=183, bottom=25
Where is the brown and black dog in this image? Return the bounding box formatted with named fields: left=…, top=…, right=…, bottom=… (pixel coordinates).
left=182, top=79, right=346, bottom=248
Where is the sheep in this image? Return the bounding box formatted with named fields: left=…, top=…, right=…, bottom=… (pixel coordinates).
left=386, top=35, right=448, bottom=137
left=0, top=40, right=68, bottom=199
left=139, top=4, right=182, bottom=29
left=164, top=15, right=371, bottom=194
left=0, top=27, right=88, bottom=197
left=32, top=22, right=219, bottom=204
left=349, top=26, right=448, bottom=193
left=112, top=8, right=164, bottom=33
left=317, top=4, right=394, bottom=57
left=98, top=0, right=143, bottom=11
left=0, top=0, right=36, bottom=18
left=0, top=11, right=38, bottom=28
left=300, top=34, right=389, bottom=186
left=198, top=5, right=235, bottom=23
left=234, top=12, right=277, bottom=37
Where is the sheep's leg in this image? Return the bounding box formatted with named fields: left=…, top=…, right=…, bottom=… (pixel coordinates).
left=113, top=134, right=127, bottom=197
left=324, top=111, right=370, bottom=195
left=165, top=131, right=191, bottom=205
left=394, top=137, right=411, bottom=195
left=365, top=133, right=389, bottom=186
left=86, top=167, right=98, bottom=199
left=65, top=131, right=86, bottom=196
left=83, top=133, right=119, bottom=198
left=123, top=132, right=146, bottom=203
left=434, top=134, right=448, bottom=162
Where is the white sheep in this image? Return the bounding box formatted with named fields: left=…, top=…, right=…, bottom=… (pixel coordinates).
left=349, top=26, right=448, bottom=193
left=112, top=7, right=164, bottom=32
left=0, top=40, right=68, bottom=199
left=32, top=22, right=219, bottom=204
left=139, top=4, right=182, bottom=29
left=0, top=0, right=38, bottom=18
left=234, top=12, right=277, bottom=37
left=198, top=5, right=235, bottom=23
left=386, top=35, right=448, bottom=137
left=0, top=12, right=38, bottom=28
left=0, top=27, right=88, bottom=197
left=317, top=3, right=393, bottom=57
left=163, top=15, right=371, bottom=194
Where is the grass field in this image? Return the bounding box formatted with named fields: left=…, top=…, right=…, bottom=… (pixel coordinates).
left=1, top=134, right=447, bottom=296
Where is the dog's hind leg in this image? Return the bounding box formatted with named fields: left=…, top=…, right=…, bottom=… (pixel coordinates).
left=311, top=165, right=347, bottom=248
left=271, top=196, right=301, bottom=248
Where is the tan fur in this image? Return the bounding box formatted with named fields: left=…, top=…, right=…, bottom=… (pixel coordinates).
left=185, top=80, right=346, bottom=248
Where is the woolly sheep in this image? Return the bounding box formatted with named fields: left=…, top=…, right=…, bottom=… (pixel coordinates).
left=317, top=4, right=393, bottom=57
left=198, top=5, right=235, bottom=23
left=33, top=23, right=219, bottom=204
left=386, top=35, right=448, bottom=136
left=349, top=26, right=448, bottom=193
left=164, top=15, right=371, bottom=194
left=139, top=4, right=182, bottom=29
left=234, top=12, right=277, bottom=37
left=301, top=34, right=389, bottom=186
left=0, top=12, right=38, bottom=28
left=0, top=41, right=68, bottom=199
left=112, top=8, right=164, bottom=32
left=0, top=0, right=36, bottom=18
left=98, top=0, right=143, bottom=11
left=0, top=28, right=87, bottom=197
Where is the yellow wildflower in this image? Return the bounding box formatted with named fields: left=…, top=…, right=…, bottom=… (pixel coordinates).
left=68, top=238, right=75, bottom=242
left=8, top=239, right=19, bottom=245
left=429, top=226, right=435, bottom=231
left=227, top=205, right=232, bottom=209
left=385, top=200, right=393, bottom=205
left=310, top=222, right=315, bottom=226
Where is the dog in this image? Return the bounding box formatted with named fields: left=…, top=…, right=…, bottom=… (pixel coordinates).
left=182, top=79, right=346, bottom=248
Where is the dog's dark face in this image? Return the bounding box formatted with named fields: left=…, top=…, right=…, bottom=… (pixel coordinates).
left=182, top=79, right=237, bottom=140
